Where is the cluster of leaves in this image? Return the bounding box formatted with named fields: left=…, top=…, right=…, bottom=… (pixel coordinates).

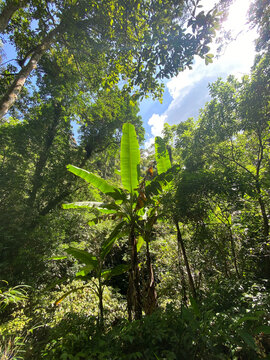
left=0, top=281, right=29, bottom=312
left=38, top=284, right=270, bottom=360
left=0, top=1, right=270, bottom=358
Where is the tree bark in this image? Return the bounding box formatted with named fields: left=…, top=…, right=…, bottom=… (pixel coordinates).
left=0, top=26, right=59, bottom=119
left=143, top=240, right=158, bottom=314
left=127, top=224, right=142, bottom=320
left=257, top=192, right=269, bottom=239
left=255, top=140, right=270, bottom=278
left=175, top=220, right=197, bottom=299
left=177, top=240, right=188, bottom=305
left=0, top=0, right=26, bottom=33
left=98, top=281, right=104, bottom=328
left=229, top=227, right=240, bottom=278
left=255, top=140, right=269, bottom=239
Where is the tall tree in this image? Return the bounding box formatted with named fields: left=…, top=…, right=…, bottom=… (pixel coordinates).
left=0, top=88, right=143, bottom=284
left=248, top=0, right=270, bottom=52
left=0, top=0, right=225, bottom=118
left=176, top=54, right=270, bottom=279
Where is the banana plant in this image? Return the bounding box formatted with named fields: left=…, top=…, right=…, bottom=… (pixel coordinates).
left=55, top=227, right=129, bottom=326
left=63, top=123, right=175, bottom=320
left=64, top=123, right=143, bottom=320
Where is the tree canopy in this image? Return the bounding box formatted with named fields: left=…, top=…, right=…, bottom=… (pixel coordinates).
left=0, top=1, right=270, bottom=359
left=0, top=0, right=224, bottom=118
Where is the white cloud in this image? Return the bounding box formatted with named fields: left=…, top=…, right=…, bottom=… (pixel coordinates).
left=167, top=60, right=205, bottom=100
left=143, top=0, right=257, bottom=145
left=145, top=113, right=167, bottom=148
left=148, top=113, right=167, bottom=137
left=160, top=0, right=257, bottom=125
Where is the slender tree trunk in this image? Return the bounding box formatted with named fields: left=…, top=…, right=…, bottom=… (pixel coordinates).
left=254, top=139, right=269, bottom=239
left=175, top=220, right=196, bottom=299
left=144, top=240, right=157, bottom=314
left=257, top=190, right=270, bottom=278
left=254, top=142, right=270, bottom=278
left=0, top=1, right=26, bottom=33
left=229, top=227, right=240, bottom=278
left=127, top=224, right=142, bottom=320
left=257, top=193, right=269, bottom=239
left=98, top=281, right=104, bottom=328
left=177, top=242, right=188, bottom=305
left=0, top=26, right=59, bottom=119
left=224, top=257, right=229, bottom=278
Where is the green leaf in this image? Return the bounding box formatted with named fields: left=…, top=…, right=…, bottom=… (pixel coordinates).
left=237, top=315, right=260, bottom=324
left=145, top=165, right=179, bottom=197
left=76, top=264, right=94, bottom=277
left=205, top=53, right=214, bottom=65
left=136, top=236, right=145, bottom=252
left=66, top=247, right=98, bottom=268
left=62, top=201, right=103, bottom=209
left=54, top=285, right=89, bottom=306
left=254, top=325, right=270, bottom=334
left=101, top=221, right=126, bottom=259
left=238, top=330, right=257, bottom=350
left=155, top=136, right=171, bottom=174
left=101, top=203, right=121, bottom=211
left=97, top=208, right=118, bottom=214
left=108, top=188, right=127, bottom=201
left=121, top=123, right=140, bottom=193
left=49, top=256, right=67, bottom=260
left=101, top=264, right=129, bottom=280
left=190, top=297, right=200, bottom=317
left=63, top=201, right=120, bottom=214
left=67, top=165, right=118, bottom=195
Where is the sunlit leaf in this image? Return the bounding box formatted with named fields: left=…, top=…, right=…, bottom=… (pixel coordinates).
left=66, top=247, right=97, bottom=267
left=155, top=136, right=171, bottom=175
left=136, top=236, right=145, bottom=252
left=76, top=264, right=94, bottom=277
left=101, top=221, right=126, bottom=259
left=101, top=264, right=129, bottom=280
left=62, top=201, right=103, bottom=209
left=49, top=256, right=67, bottom=260
left=67, top=165, right=118, bottom=195
left=54, top=286, right=88, bottom=306
left=121, top=123, right=140, bottom=193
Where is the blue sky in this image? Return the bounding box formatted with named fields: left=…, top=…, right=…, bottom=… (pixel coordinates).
left=141, top=0, right=257, bottom=147
left=1, top=0, right=257, bottom=146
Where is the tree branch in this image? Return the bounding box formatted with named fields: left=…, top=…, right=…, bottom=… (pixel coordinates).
left=0, top=0, right=26, bottom=33
left=0, top=25, right=61, bottom=119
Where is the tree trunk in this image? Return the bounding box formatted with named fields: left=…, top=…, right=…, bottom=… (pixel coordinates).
left=258, top=193, right=269, bottom=239
left=127, top=225, right=142, bottom=320
left=224, top=257, right=229, bottom=278
left=143, top=240, right=158, bottom=314
left=177, top=242, right=188, bottom=305
left=257, top=192, right=270, bottom=278
left=175, top=220, right=197, bottom=299
left=229, top=227, right=240, bottom=278
left=98, top=282, right=104, bottom=328
left=254, top=139, right=269, bottom=239
left=255, top=142, right=270, bottom=278
left=0, top=26, right=59, bottom=119
left=0, top=1, right=26, bottom=33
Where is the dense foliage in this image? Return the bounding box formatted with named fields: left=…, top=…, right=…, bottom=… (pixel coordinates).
left=0, top=0, right=270, bottom=359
